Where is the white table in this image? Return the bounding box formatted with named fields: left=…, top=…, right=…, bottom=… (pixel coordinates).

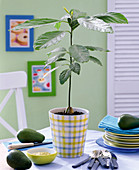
left=34, top=127, right=139, bottom=170
left=1, top=127, right=139, bottom=170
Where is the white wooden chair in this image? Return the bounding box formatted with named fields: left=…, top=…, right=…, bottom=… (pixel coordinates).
left=0, top=71, right=27, bottom=140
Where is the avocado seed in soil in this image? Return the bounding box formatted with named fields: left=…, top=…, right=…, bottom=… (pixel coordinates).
left=54, top=111, right=84, bottom=116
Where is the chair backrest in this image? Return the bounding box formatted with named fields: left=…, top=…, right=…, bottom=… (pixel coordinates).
left=0, top=71, right=27, bottom=138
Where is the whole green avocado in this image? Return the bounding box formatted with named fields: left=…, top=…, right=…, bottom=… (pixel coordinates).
left=17, top=128, right=45, bottom=143
left=118, top=114, right=139, bottom=130
left=7, top=150, right=32, bottom=169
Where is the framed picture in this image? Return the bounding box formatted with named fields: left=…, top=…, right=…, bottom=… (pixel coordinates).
left=27, top=61, right=56, bottom=97
left=6, top=15, right=34, bottom=51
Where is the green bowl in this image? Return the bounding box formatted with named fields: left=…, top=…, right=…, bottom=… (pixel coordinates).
left=26, top=148, right=57, bottom=165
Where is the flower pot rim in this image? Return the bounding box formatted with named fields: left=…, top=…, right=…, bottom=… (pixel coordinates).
left=49, top=107, right=89, bottom=115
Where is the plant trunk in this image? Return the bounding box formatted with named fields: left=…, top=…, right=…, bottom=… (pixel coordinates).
left=67, top=27, right=73, bottom=114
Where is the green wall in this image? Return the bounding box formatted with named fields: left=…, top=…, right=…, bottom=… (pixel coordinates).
left=0, top=0, right=107, bottom=139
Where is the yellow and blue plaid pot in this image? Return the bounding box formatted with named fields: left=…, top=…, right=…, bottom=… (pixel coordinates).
left=49, top=107, right=89, bottom=158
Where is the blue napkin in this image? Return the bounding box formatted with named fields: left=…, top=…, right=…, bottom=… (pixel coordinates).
left=98, top=115, right=139, bottom=134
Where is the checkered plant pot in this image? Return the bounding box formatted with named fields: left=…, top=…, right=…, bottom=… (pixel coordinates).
left=49, top=107, right=89, bottom=158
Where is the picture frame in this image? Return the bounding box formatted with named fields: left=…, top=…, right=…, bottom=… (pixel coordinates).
left=6, top=15, right=34, bottom=51
left=27, top=61, right=56, bottom=97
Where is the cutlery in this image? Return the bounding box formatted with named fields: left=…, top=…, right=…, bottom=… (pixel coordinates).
left=72, top=149, right=107, bottom=169
left=72, top=149, right=112, bottom=169
left=102, top=150, right=112, bottom=168
left=110, top=152, right=118, bottom=169
left=72, top=150, right=101, bottom=169
left=88, top=150, right=106, bottom=169
left=93, top=150, right=106, bottom=167
left=92, top=159, right=100, bottom=170
left=87, top=150, right=99, bottom=169
left=8, top=141, right=52, bottom=150
left=72, top=156, right=91, bottom=168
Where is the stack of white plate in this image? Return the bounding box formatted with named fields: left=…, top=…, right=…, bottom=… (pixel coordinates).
left=102, top=131, right=139, bottom=149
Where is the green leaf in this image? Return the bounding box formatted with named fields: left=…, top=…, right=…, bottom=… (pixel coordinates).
left=70, top=63, right=81, bottom=75
left=61, top=9, right=87, bottom=22
left=68, top=18, right=80, bottom=31
left=85, top=46, right=110, bottom=52
left=59, top=69, right=71, bottom=84
left=47, top=53, right=51, bottom=57
left=12, top=18, right=59, bottom=30
left=78, top=17, right=113, bottom=33
left=47, top=47, right=67, bottom=55
left=70, top=9, right=87, bottom=20
left=45, top=53, right=66, bottom=67
left=54, top=22, right=61, bottom=30
left=94, top=12, right=128, bottom=24
left=69, top=45, right=90, bottom=63
left=34, top=31, right=65, bottom=50
left=43, top=66, right=60, bottom=78
left=89, top=56, right=102, bottom=66
left=56, top=58, right=67, bottom=62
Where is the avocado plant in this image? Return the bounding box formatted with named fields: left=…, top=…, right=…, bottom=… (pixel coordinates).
left=12, top=8, right=128, bottom=114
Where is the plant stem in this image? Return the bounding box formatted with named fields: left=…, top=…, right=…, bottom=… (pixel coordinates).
left=68, top=27, right=73, bottom=109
